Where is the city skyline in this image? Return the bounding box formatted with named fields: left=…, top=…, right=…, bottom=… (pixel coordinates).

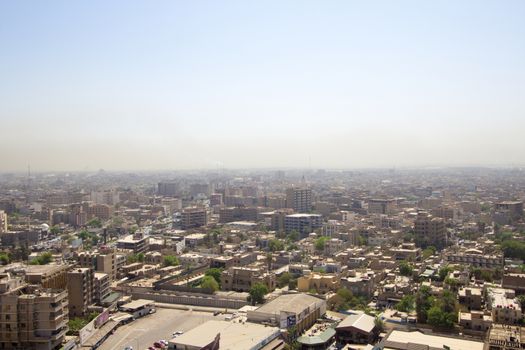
left=1, top=0, right=525, bottom=171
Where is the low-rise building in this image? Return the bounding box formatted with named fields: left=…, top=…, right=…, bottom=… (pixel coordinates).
left=221, top=267, right=276, bottom=292
left=486, top=287, right=522, bottom=325
left=297, top=273, right=340, bottom=294
left=335, top=313, right=379, bottom=345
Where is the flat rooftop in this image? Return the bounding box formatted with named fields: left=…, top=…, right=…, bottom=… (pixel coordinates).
left=383, top=330, right=484, bottom=350
left=253, top=293, right=324, bottom=315
left=170, top=320, right=280, bottom=349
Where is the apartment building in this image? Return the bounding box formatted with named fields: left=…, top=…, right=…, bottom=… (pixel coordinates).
left=93, top=273, right=110, bottom=304
left=286, top=187, right=312, bottom=213
left=87, top=204, right=113, bottom=220
left=0, top=276, right=68, bottom=350
left=284, top=213, right=322, bottom=237
left=368, top=199, right=396, bottom=215
left=180, top=207, right=208, bottom=229
left=414, top=211, right=447, bottom=249
left=116, top=234, right=149, bottom=254
left=458, top=287, right=483, bottom=310
left=221, top=267, right=276, bottom=293
left=0, top=210, right=7, bottom=232
left=24, top=264, right=68, bottom=290
left=67, top=268, right=94, bottom=317
left=77, top=249, right=117, bottom=281
left=219, top=206, right=258, bottom=223
left=486, top=288, right=522, bottom=325
left=446, top=249, right=503, bottom=269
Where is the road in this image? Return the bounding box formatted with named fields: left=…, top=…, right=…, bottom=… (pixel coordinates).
left=98, top=308, right=215, bottom=350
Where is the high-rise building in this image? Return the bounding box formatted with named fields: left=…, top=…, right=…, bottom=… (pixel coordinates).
left=414, top=211, right=446, bottom=249
left=181, top=207, right=208, bottom=229
left=0, top=275, right=69, bottom=349
left=284, top=213, right=323, bottom=238
left=67, top=268, right=94, bottom=317
left=286, top=187, right=312, bottom=213
left=77, top=249, right=117, bottom=281
left=158, top=181, right=179, bottom=197
left=0, top=210, right=7, bottom=232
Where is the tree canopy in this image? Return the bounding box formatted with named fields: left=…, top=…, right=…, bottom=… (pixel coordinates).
left=248, top=283, right=269, bottom=305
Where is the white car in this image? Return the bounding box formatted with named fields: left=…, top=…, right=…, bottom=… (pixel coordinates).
left=172, top=330, right=184, bottom=337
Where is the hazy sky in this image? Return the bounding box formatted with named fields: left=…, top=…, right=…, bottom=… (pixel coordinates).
left=1, top=1, right=524, bottom=171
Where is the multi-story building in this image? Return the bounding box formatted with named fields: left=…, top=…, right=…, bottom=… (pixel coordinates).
left=0, top=275, right=69, bottom=350
left=221, top=267, right=276, bottom=293
left=77, top=249, right=117, bottom=281
left=87, top=204, right=113, bottom=220
left=414, top=211, right=446, bottom=249
left=180, top=207, right=208, bottom=229
left=297, top=273, right=340, bottom=294
left=458, top=287, right=482, bottom=310
left=486, top=288, right=522, bottom=325
left=446, top=249, right=503, bottom=269
left=502, top=273, right=525, bottom=294
left=341, top=270, right=376, bottom=298
left=495, top=201, right=523, bottom=221
left=93, top=272, right=110, bottom=304
left=0, top=210, right=7, bottom=232
left=158, top=181, right=179, bottom=197
left=284, top=214, right=322, bottom=238
left=458, top=310, right=492, bottom=332
left=116, top=234, right=149, bottom=254
left=219, top=206, right=258, bottom=223
left=389, top=243, right=421, bottom=262
left=67, top=268, right=94, bottom=317
left=286, top=187, right=312, bottom=213
left=368, top=199, right=396, bottom=215
left=24, top=264, right=69, bottom=290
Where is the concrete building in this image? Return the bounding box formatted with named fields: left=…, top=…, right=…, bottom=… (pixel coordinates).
left=219, top=206, right=258, bottom=223
left=486, top=287, right=522, bottom=325
left=158, top=181, right=179, bottom=197
left=446, top=249, right=503, bottom=268
left=340, top=270, right=376, bottom=298
left=169, top=320, right=280, bottom=350
left=503, top=273, right=525, bottom=294
left=116, top=234, right=149, bottom=254
left=93, top=272, right=110, bottom=304
left=458, top=310, right=492, bottom=332
left=0, top=210, right=7, bottom=232
left=87, top=204, right=113, bottom=220
left=67, top=268, right=94, bottom=317
left=284, top=214, right=322, bottom=237
left=379, top=330, right=484, bottom=350
left=286, top=187, right=312, bottom=213
left=297, top=273, right=340, bottom=294
left=221, top=267, right=276, bottom=293
left=368, top=198, right=396, bottom=215
left=335, top=313, right=378, bottom=345
left=24, top=264, right=69, bottom=290
left=495, top=201, right=523, bottom=220
left=77, top=249, right=117, bottom=281
left=414, top=211, right=446, bottom=249
left=181, top=207, right=208, bottom=229
left=458, top=287, right=482, bottom=310
left=0, top=275, right=69, bottom=350
left=247, top=293, right=326, bottom=333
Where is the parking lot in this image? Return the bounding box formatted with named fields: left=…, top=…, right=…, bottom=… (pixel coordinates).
left=98, top=307, right=215, bottom=350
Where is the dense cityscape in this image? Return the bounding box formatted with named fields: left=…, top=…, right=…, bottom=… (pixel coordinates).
left=0, top=168, right=524, bottom=350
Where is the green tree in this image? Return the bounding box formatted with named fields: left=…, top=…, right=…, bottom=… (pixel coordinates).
left=501, top=240, right=525, bottom=259
left=437, top=265, right=452, bottom=281
left=427, top=306, right=455, bottom=329
left=248, top=283, right=269, bottom=305
left=517, top=295, right=525, bottom=309
left=126, top=254, right=138, bottom=264
left=277, top=272, right=293, bottom=288
left=395, top=295, right=415, bottom=312
left=87, top=218, right=102, bottom=228
left=137, top=253, right=145, bottom=262
left=416, top=285, right=432, bottom=323
left=200, top=275, right=219, bottom=292
left=0, top=253, right=10, bottom=265
left=205, top=268, right=223, bottom=286
left=163, top=255, right=179, bottom=267
left=268, top=239, right=284, bottom=252
left=49, top=226, right=60, bottom=235
left=422, top=246, right=436, bottom=259
left=399, top=261, right=413, bottom=277
left=314, top=236, right=329, bottom=251
left=286, top=230, right=299, bottom=242
left=374, top=317, right=385, bottom=332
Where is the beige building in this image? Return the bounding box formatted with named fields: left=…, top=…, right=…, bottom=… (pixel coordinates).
left=181, top=207, right=208, bottom=229
left=94, top=272, right=110, bottom=304
left=87, top=203, right=113, bottom=220
left=0, top=275, right=68, bottom=350
left=458, top=310, right=492, bottom=332
left=0, top=210, right=7, bottom=232
left=24, top=264, right=69, bottom=290
left=297, top=273, right=340, bottom=294
left=486, top=287, right=522, bottom=325
left=77, top=249, right=117, bottom=281
left=286, top=187, right=312, bottom=213
left=221, top=266, right=276, bottom=293
left=67, top=268, right=94, bottom=317
left=446, top=249, right=503, bottom=269
left=458, top=287, right=482, bottom=310
left=414, top=211, right=446, bottom=249
left=368, top=198, right=396, bottom=215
